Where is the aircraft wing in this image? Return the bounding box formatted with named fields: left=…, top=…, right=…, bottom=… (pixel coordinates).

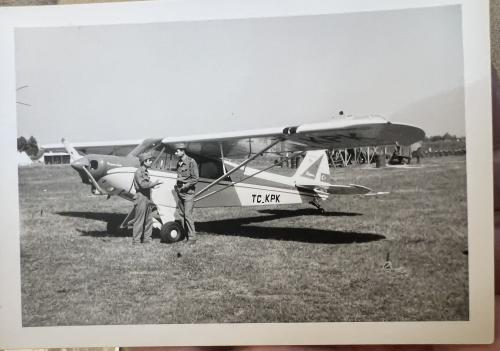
left=161, top=115, right=425, bottom=158
left=40, top=139, right=144, bottom=156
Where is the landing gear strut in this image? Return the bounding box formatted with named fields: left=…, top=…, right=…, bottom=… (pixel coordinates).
left=309, top=199, right=325, bottom=214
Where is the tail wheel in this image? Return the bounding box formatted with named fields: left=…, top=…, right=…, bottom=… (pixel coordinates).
left=160, top=221, right=185, bottom=243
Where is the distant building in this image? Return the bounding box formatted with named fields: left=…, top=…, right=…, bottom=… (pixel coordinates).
left=42, top=151, right=70, bottom=165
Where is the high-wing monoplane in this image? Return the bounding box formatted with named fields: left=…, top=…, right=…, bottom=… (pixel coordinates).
left=54, top=115, right=424, bottom=243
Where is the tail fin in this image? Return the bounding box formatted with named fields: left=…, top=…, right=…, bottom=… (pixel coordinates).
left=61, top=138, right=82, bottom=162
left=293, top=150, right=331, bottom=185
left=294, top=150, right=373, bottom=195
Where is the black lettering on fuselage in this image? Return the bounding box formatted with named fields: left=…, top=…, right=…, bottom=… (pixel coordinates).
left=251, top=193, right=281, bottom=204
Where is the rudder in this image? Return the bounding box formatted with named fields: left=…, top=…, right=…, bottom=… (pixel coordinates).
left=293, top=150, right=331, bottom=185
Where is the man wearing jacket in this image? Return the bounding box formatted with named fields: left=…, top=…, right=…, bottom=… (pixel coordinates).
left=133, top=152, right=161, bottom=244
left=174, top=143, right=199, bottom=243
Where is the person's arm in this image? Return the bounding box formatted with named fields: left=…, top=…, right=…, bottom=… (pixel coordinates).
left=136, top=170, right=160, bottom=189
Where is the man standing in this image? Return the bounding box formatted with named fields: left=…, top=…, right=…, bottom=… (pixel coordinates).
left=133, top=152, right=161, bottom=244
left=174, top=143, right=199, bottom=243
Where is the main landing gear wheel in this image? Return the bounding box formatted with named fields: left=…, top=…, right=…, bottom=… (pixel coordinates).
left=160, top=221, right=185, bottom=243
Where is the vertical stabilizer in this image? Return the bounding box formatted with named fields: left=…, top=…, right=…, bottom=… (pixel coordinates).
left=61, top=138, right=82, bottom=162
left=293, top=150, right=331, bottom=185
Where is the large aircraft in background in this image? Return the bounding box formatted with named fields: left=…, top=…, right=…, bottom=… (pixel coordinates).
left=45, top=115, right=425, bottom=243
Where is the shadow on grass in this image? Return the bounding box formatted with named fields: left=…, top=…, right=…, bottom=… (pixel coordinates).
left=197, top=208, right=382, bottom=244
left=75, top=228, right=166, bottom=241
left=56, top=211, right=121, bottom=222
left=57, top=211, right=130, bottom=238
left=257, top=208, right=361, bottom=217
left=75, top=228, right=130, bottom=238
left=58, top=209, right=384, bottom=244
left=197, top=220, right=384, bottom=244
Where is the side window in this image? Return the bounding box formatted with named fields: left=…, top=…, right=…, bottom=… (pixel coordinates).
left=199, top=161, right=219, bottom=179
left=198, top=160, right=231, bottom=181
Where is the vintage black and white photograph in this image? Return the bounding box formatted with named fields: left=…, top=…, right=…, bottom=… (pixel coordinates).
left=1, top=0, right=494, bottom=347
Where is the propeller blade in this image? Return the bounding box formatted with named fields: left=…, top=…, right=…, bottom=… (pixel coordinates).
left=81, top=166, right=106, bottom=195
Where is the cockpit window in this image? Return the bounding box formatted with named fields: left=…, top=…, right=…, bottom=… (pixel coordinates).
left=90, top=160, right=99, bottom=170
left=128, top=138, right=163, bottom=157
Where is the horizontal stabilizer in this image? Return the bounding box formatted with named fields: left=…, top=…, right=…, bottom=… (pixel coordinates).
left=297, top=184, right=372, bottom=195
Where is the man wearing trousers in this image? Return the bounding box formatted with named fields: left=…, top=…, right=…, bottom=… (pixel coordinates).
left=133, top=152, right=161, bottom=244
left=174, top=143, right=199, bottom=243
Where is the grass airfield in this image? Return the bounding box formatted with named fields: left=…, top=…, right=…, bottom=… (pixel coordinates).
left=19, top=156, right=468, bottom=326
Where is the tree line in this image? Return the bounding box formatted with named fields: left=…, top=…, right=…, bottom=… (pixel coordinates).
left=425, top=133, right=464, bottom=142
left=17, top=136, right=42, bottom=159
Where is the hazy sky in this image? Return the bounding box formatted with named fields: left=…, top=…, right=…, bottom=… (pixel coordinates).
left=15, top=5, right=464, bottom=144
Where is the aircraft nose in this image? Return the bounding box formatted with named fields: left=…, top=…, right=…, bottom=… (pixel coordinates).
left=71, top=157, right=90, bottom=171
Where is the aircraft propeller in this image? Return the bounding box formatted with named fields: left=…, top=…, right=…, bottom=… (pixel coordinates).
left=70, top=156, right=106, bottom=195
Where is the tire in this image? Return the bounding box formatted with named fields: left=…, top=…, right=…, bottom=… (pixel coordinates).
left=160, top=221, right=184, bottom=243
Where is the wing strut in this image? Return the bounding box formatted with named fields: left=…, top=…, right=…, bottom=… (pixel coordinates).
left=219, top=142, right=227, bottom=173
left=194, top=138, right=282, bottom=199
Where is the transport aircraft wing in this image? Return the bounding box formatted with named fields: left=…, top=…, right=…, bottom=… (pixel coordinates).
left=161, top=115, right=425, bottom=158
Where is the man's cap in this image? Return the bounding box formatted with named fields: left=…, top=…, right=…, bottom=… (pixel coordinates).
left=139, top=152, right=153, bottom=163
left=175, top=143, right=187, bottom=150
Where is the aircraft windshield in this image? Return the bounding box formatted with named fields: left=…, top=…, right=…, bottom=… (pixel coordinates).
left=128, top=138, right=163, bottom=157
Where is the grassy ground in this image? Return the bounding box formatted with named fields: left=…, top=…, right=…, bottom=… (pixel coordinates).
left=19, top=156, right=468, bottom=326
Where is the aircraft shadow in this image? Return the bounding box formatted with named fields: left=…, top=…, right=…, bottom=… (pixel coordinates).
left=197, top=217, right=384, bottom=244
left=211, top=208, right=362, bottom=228
left=76, top=228, right=132, bottom=238
left=195, top=209, right=382, bottom=244
left=57, top=210, right=384, bottom=244
left=57, top=211, right=121, bottom=222
left=257, top=208, right=361, bottom=217
left=57, top=211, right=131, bottom=238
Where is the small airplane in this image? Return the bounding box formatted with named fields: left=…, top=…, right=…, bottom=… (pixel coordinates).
left=53, top=115, right=424, bottom=243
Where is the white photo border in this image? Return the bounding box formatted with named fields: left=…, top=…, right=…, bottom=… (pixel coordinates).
left=0, top=0, right=493, bottom=347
